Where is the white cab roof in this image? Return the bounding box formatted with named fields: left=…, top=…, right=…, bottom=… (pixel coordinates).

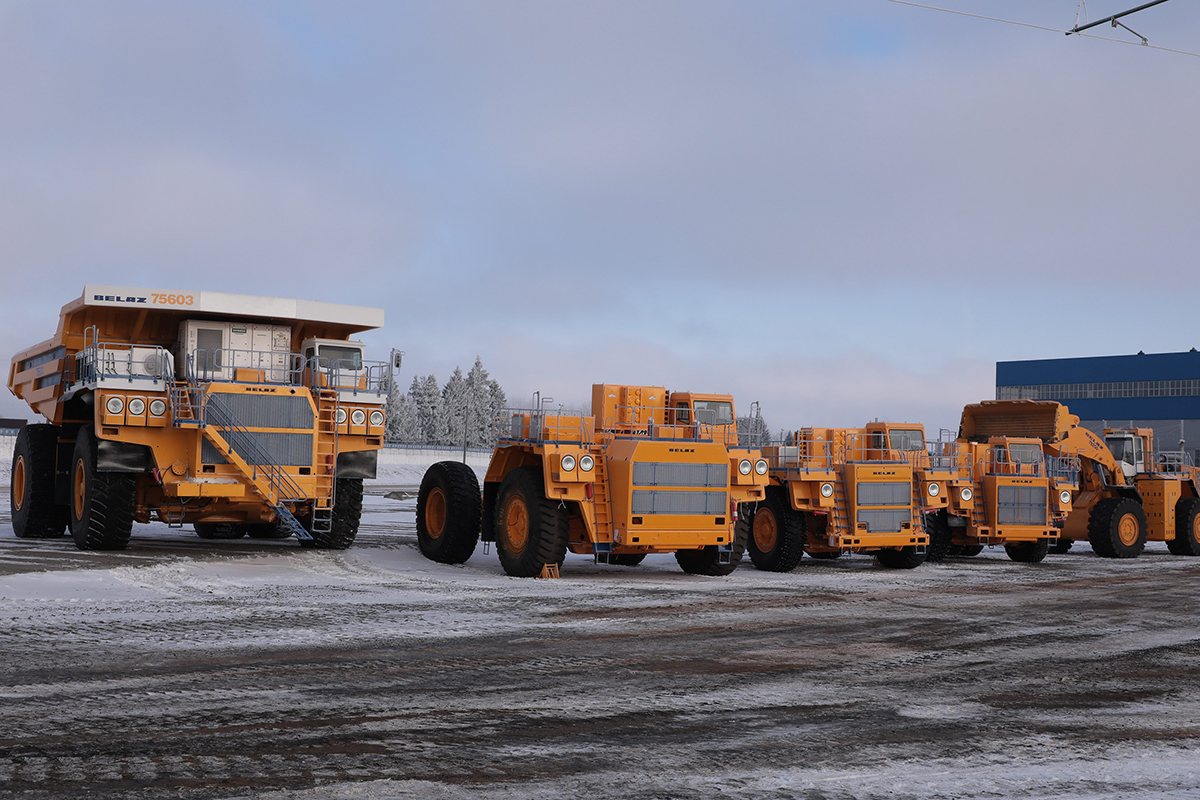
left=79, top=285, right=384, bottom=329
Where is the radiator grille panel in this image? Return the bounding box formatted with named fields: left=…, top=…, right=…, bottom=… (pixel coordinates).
left=856, top=509, right=910, bottom=533
left=632, top=462, right=728, bottom=488
left=202, top=432, right=314, bottom=466
left=857, top=481, right=910, bottom=507
left=997, top=486, right=1048, bottom=525
left=204, top=393, right=313, bottom=430
left=631, top=490, right=727, bottom=516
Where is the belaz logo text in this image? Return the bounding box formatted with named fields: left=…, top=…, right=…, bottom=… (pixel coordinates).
left=94, top=295, right=148, bottom=303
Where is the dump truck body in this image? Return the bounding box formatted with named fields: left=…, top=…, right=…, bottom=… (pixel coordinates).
left=8, top=286, right=390, bottom=550
left=752, top=424, right=931, bottom=570
left=416, top=383, right=768, bottom=577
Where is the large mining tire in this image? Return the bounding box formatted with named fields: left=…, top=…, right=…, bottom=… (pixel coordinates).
left=10, top=424, right=68, bottom=539
left=1050, top=539, right=1073, bottom=554
left=241, top=523, right=292, bottom=539
left=958, top=545, right=984, bottom=557
left=306, top=477, right=363, bottom=550
left=417, top=461, right=482, bottom=564
left=1088, top=496, right=1147, bottom=559
left=876, top=546, right=926, bottom=570
left=195, top=522, right=244, bottom=539
left=676, top=512, right=749, bottom=576
left=1004, top=539, right=1050, bottom=563
left=494, top=468, right=568, bottom=577
left=69, top=426, right=135, bottom=551
left=610, top=553, right=647, bottom=566
left=746, top=487, right=805, bottom=572
left=1167, top=497, right=1200, bottom=556
left=923, top=510, right=953, bottom=563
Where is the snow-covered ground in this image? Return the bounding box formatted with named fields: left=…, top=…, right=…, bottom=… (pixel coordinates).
left=3, top=490, right=1200, bottom=799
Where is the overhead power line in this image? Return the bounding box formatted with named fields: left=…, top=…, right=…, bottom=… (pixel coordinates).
left=884, top=0, right=1200, bottom=59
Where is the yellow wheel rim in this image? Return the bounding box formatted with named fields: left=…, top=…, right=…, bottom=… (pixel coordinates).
left=425, top=487, right=447, bottom=539
left=74, top=458, right=87, bottom=520
left=12, top=455, right=26, bottom=512
left=1117, top=512, right=1140, bottom=547
left=1192, top=512, right=1200, bottom=544
left=503, top=495, right=529, bottom=554
left=753, top=508, right=778, bottom=553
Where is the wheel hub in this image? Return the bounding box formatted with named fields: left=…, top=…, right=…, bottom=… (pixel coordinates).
left=1117, top=512, right=1140, bottom=546
left=74, top=458, right=87, bottom=520
left=12, top=455, right=26, bottom=511
left=503, top=495, right=529, bottom=553
left=425, top=487, right=447, bottom=539
left=753, top=509, right=777, bottom=552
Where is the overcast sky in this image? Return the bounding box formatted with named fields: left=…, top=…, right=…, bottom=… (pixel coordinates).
left=2, top=0, right=1198, bottom=434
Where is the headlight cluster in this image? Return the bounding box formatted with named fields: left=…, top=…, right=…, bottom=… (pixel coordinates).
left=754, top=459, right=768, bottom=475
left=738, top=459, right=752, bottom=476
left=960, top=487, right=973, bottom=502
left=559, top=454, right=595, bottom=472
left=1060, top=490, right=1072, bottom=505
left=339, top=407, right=384, bottom=427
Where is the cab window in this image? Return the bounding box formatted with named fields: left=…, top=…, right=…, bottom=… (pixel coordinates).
left=317, top=345, right=363, bottom=370
left=692, top=400, right=733, bottom=425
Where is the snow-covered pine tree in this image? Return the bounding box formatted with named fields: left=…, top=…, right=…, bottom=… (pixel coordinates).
left=441, top=367, right=470, bottom=447
left=413, top=374, right=444, bottom=446
left=465, top=357, right=496, bottom=447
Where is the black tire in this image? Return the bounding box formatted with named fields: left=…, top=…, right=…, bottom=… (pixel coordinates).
left=947, top=544, right=965, bottom=556
left=68, top=427, right=135, bottom=551
left=417, top=461, right=482, bottom=564
left=241, top=523, right=292, bottom=539
left=958, top=545, right=984, bottom=557
left=676, top=512, right=748, bottom=576
left=1005, top=539, right=1050, bottom=563
left=306, top=477, right=363, bottom=550
left=195, top=522, right=244, bottom=539
left=924, top=510, right=953, bottom=563
left=1088, top=496, right=1147, bottom=559
left=1167, top=497, right=1200, bottom=556
left=610, top=553, right=647, bottom=566
left=808, top=551, right=841, bottom=560
left=1049, top=539, right=1073, bottom=554
left=876, top=546, right=926, bottom=570
left=10, top=424, right=68, bottom=539
left=494, top=468, right=568, bottom=577
left=746, top=487, right=805, bottom=572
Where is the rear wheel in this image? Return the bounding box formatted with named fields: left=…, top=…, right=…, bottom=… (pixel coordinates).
left=241, top=523, right=292, bottom=539
left=958, top=545, right=984, bottom=557
left=924, top=510, right=953, bottom=563
left=676, top=513, right=748, bottom=576
left=306, top=477, right=363, bottom=550
left=1049, top=539, right=1073, bottom=554
left=1005, top=539, right=1050, bottom=563
left=195, top=522, right=243, bottom=539
left=1088, top=496, right=1147, bottom=559
left=610, top=553, right=647, bottom=566
left=495, top=468, right=568, bottom=577
left=1167, top=497, right=1200, bottom=556
left=11, top=424, right=68, bottom=539
left=746, top=488, right=805, bottom=572
left=417, top=461, right=482, bottom=564
left=876, top=546, right=926, bottom=570
left=69, top=427, right=135, bottom=551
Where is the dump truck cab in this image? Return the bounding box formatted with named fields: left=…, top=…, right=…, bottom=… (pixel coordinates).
left=415, top=383, right=769, bottom=577
left=750, top=424, right=930, bottom=571
left=8, top=286, right=391, bottom=551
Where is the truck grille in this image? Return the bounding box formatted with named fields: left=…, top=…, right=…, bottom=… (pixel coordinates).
left=856, top=509, right=910, bottom=532
left=631, top=490, right=727, bottom=516
left=857, top=481, right=910, bottom=507
left=201, top=433, right=314, bottom=467
left=632, top=462, right=727, bottom=488
left=997, top=486, right=1048, bottom=525
left=204, top=394, right=313, bottom=430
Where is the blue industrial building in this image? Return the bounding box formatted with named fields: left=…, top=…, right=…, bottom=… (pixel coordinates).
left=996, top=350, right=1200, bottom=461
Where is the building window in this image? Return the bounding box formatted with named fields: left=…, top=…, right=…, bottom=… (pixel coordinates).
left=996, top=379, right=1200, bottom=401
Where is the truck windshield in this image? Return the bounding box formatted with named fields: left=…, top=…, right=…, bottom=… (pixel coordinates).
left=318, top=345, right=363, bottom=370
left=1006, top=443, right=1044, bottom=465
left=693, top=400, right=733, bottom=425
left=888, top=430, right=925, bottom=451
left=1106, top=437, right=1135, bottom=465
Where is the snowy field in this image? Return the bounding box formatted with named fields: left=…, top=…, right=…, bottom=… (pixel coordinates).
left=2, top=484, right=1200, bottom=799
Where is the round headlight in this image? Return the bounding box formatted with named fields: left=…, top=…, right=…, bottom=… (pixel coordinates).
left=336, top=408, right=347, bottom=424
left=960, top=487, right=973, bottom=502
left=351, top=409, right=367, bottom=426
left=105, top=396, right=124, bottom=415
left=369, top=410, right=384, bottom=426
left=127, top=398, right=146, bottom=416
left=561, top=454, right=576, bottom=472
left=754, top=459, right=768, bottom=475
left=149, top=398, right=167, bottom=417
left=579, top=455, right=594, bottom=472
left=1060, top=490, right=1072, bottom=505
left=739, top=459, right=752, bottom=476
left=927, top=482, right=940, bottom=498
left=820, top=482, right=834, bottom=498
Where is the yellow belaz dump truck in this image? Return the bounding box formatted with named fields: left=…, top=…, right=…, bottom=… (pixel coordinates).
left=970, top=400, right=1200, bottom=558
left=8, top=285, right=393, bottom=550
left=415, top=384, right=769, bottom=577
left=749, top=425, right=932, bottom=570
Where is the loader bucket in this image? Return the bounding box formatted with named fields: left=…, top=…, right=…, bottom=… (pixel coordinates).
left=959, top=400, right=1077, bottom=443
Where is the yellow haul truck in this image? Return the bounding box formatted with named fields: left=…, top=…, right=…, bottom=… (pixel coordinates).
left=964, top=400, right=1200, bottom=558
left=749, top=425, right=933, bottom=570
left=415, top=384, right=769, bottom=577
left=8, top=286, right=392, bottom=550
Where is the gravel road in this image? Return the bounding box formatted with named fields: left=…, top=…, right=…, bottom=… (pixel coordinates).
left=2, top=489, right=1199, bottom=799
